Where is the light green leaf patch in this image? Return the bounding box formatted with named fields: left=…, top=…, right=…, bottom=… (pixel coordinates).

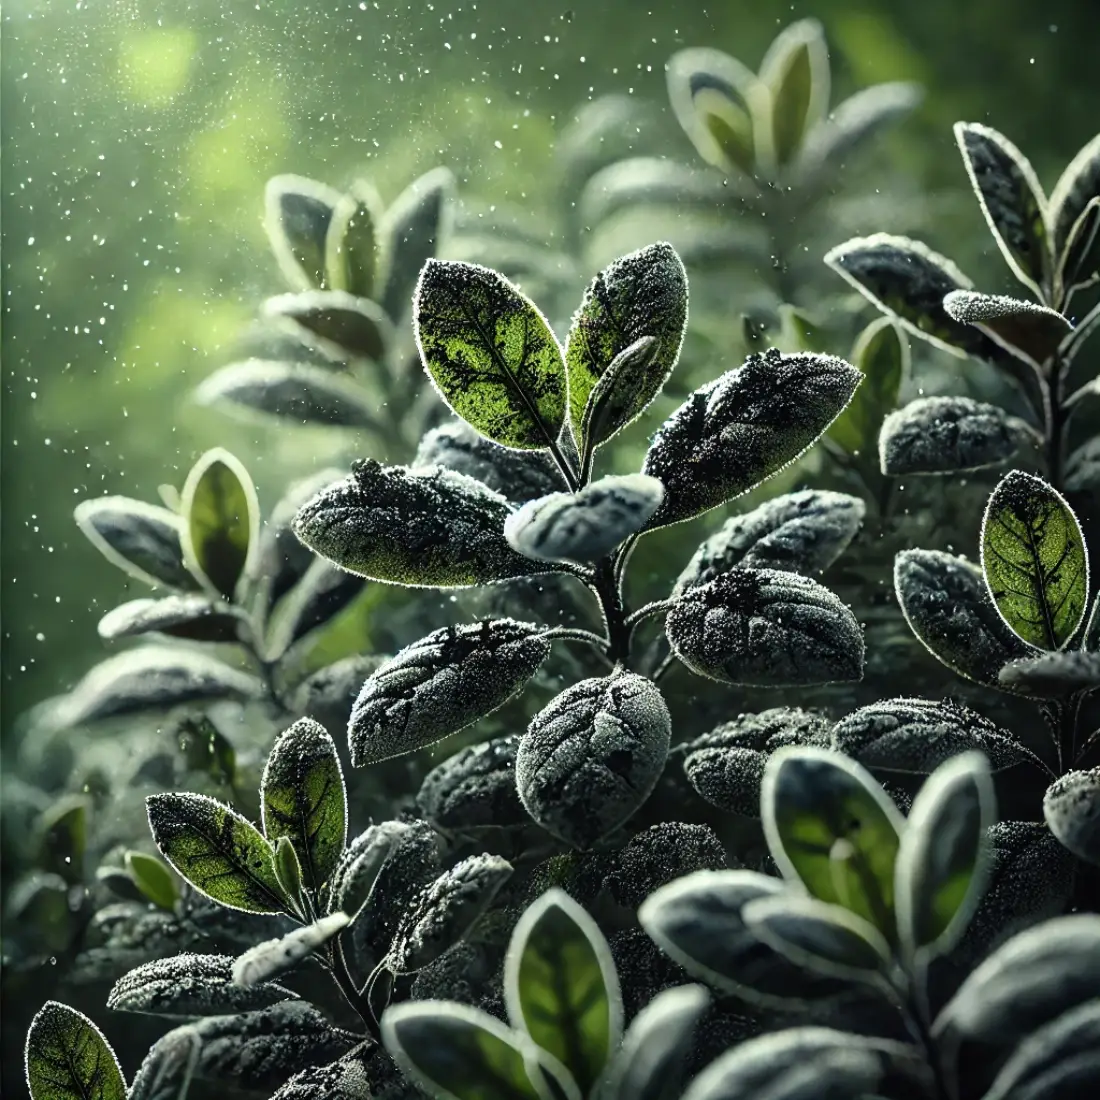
left=25, top=1001, right=127, bottom=1100
left=828, top=317, right=906, bottom=456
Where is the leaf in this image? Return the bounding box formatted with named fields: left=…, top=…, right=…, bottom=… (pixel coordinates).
left=74, top=496, right=199, bottom=591
left=740, top=894, right=891, bottom=983
left=825, top=234, right=998, bottom=359
left=417, top=734, right=529, bottom=831
left=895, top=753, right=996, bottom=960
left=1067, top=434, right=1100, bottom=493
left=642, top=349, right=862, bottom=530
left=517, top=670, right=671, bottom=850
left=600, top=984, right=710, bottom=1100
left=981, top=470, right=1089, bottom=650
left=564, top=242, right=688, bottom=455
left=181, top=448, right=258, bottom=601
left=954, top=122, right=1051, bottom=294
left=414, top=259, right=567, bottom=452
left=348, top=619, right=551, bottom=767
left=999, top=650, right=1100, bottom=697
left=330, top=819, right=415, bottom=919
left=97, top=596, right=242, bottom=644
left=388, top=855, right=513, bottom=974
left=232, top=913, right=350, bottom=986
left=761, top=747, right=904, bottom=932
left=1057, top=194, right=1100, bottom=294
left=37, top=795, right=87, bottom=879
left=264, top=291, right=392, bottom=362
left=292, top=459, right=553, bottom=588
left=504, top=888, right=622, bottom=1093
left=380, top=166, right=454, bottom=321
left=25, top=1002, right=126, bottom=1100
left=666, top=568, right=864, bottom=686
left=263, top=558, right=364, bottom=660
left=878, top=396, right=1026, bottom=476
left=267, top=1048, right=374, bottom=1100
left=325, top=179, right=384, bottom=299
left=943, top=290, right=1071, bottom=368
left=666, top=47, right=761, bottom=176
left=127, top=1025, right=201, bottom=1100
left=273, top=836, right=306, bottom=912
left=107, top=953, right=297, bottom=1017
left=827, top=316, right=906, bottom=456
left=264, top=175, right=342, bottom=290
left=505, top=475, right=665, bottom=564
left=175, top=714, right=237, bottom=788
left=893, top=549, right=1031, bottom=687
left=381, top=1000, right=553, bottom=1100
left=1044, top=769, right=1100, bottom=866
left=293, top=655, right=385, bottom=745
left=196, top=361, right=379, bottom=428
left=260, top=718, right=347, bottom=893
left=1050, top=133, right=1100, bottom=269
left=673, top=490, right=865, bottom=594
left=759, top=19, right=829, bottom=167
left=45, top=647, right=261, bottom=730
left=830, top=697, right=1045, bottom=776
left=145, top=792, right=284, bottom=915
left=126, top=851, right=180, bottom=911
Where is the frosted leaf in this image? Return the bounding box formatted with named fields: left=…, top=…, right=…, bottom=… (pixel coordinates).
left=642, top=348, right=861, bottom=530
left=879, top=396, right=1024, bottom=475
left=674, top=490, right=864, bottom=594
left=516, top=670, right=671, bottom=850
left=24, top=1001, right=126, bottom=1100
left=666, top=569, right=864, bottom=686
left=387, top=854, right=513, bottom=974
left=233, top=913, right=350, bottom=987
left=263, top=291, right=393, bottom=362
left=292, top=459, right=554, bottom=588
left=603, top=823, right=727, bottom=909
left=894, top=549, right=1030, bottom=688
left=330, top=820, right=415, bottom=919
left=504, top=474, right=665, bottom=564
left=1044, top=769, right=1100, bottom=866
left=268, top=1047, right=374, bottom=1100
left=1067, top=435, right=1100, bottom=493
left=999, top=650, right=1100, bottom=696
left=943, top=290, right=1071, bottom=368
left=127, top=1024, right=201, bottom=1100
left=107, top=953, right=297, bottom=1017
left=413, top=420, right=561, bottom=504
left=416, top=734, right=528, bottom=830
left=292, top=654, right=387, bottom=734
left=97, top=596, right=241, bottom=644
left=831, top=697, right=1045, bottom=775
left=263, top=558, right=364, bottom=660
left=348, top=619, right=550, bottom=767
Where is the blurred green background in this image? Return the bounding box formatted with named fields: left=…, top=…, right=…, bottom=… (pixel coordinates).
left=2, top=0, right=1097, bottom=738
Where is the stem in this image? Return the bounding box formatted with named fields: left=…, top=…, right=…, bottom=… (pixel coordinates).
left=588, top=559, right=631, bottom=663
left=652, top=650, right=678, bottom=682
left=624, top=600, right=673, bottom=630
left=899, top=974, right=954, bottom=1100
left=540, top=626, right=610, bottom=652
left=1044, top=351, right=1067, bottom=491
left=331, top=934, right=378, bottom=1037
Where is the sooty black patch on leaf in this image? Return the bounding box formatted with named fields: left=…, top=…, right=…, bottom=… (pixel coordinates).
left=505, top=474, right=665, bottom=564
left=879, top=396, right=1024, bottom=476
left=667, top=569, right=864, bottom=686
left=416, top=734, right=529, bottom=830
left=1043, top=769, right=1100, bottom=866
left=292, top=459, right=553, bottom=588
left=348, top=619, right=551, bottom=766
left=517, top=670, right=671, bottom=850
left=642, top=349, right=861, bottom=530
left=674, top=490, right=864, bottom=593
left=604, top=823, right=728, bottom=908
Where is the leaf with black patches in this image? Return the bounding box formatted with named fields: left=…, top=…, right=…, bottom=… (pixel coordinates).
left=25, top=1001, right=126, bottom=1100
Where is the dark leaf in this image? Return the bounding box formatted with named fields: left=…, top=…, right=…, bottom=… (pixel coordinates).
left=505, top=474, right=665, bottom=564
left=1057, top=194, right=1100, bottom=295
left=97, top=596, right=242, bottom=644
left=146, top=792, right=285, bottom=915
left=127, top=1025, right=201, bottom=1100
left=126, top=851, right=180, bottom=911
left=828, top=316, right=907, bottom=457
left=74, top=496, right=199, bottom=591
left=943, top=290, right=1071, bottom=368
left=1043, top=769, right=1100, bottom=866
left=264, top=559, right=365, bottom=660
left=348, top=619, right=551, bottom=767
left=999, top=650, right=1100, bottom=696
left=642, top=348, right=861, bottom=530
left=36, top=795, right=87, bottom=879
left=1067, top=435, right=1100, bottom=493
left=603, top=823, right=729, bottom=909
left=175, top=714, right=238, bottom=786
left=893, top=549, right=1031, bottom=687
left=760, top=19, right=829, bottom=168
left=325, top=179, right=384, bottom=299
left=330, top=820, right=416, bottom=919
left=1050, top=134, right=1100, bottom=271
left=292, top=654, right=387, bottom=735
left=264, top=175, right=341, bottom=290
left=25, top=1002, right=126, bottom=1100
left=955, top=122, right=1051, bottom=293
left=264, top=291, right=392, bottom=362
left=417, top=734, right=529, bottom=831
left=107, top=953, right=297, bottom=1017
left=261, top=718, right=347, bottom=893
left=980, top=469, right=1089, bottom=650
left=878, top=395, right=1026, bottom=476
left=292, top=459, right=554, bottom=588
left=232, top=913, right=350, bottom=986
left=666, top=568, right=864, bottom=686
left=674, top=490, right=864, bottom=594
left=517, top=670, right=671, bottom=850
left=267, top=1045, right=374, bottom=1100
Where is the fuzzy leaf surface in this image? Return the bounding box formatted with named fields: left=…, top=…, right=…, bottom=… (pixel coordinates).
left=1044, top=769, right=1100, bottom=866
left=232, top=913, right=350, bottom=987
left=25, top=1002, right=126, bottom=1100
left=943, top=290, right=1071, bottom=367
left=999, top=650, right=1100, bottom=696
left=417, top=734, right=528, bottom=830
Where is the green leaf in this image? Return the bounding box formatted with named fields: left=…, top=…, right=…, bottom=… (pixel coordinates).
left=125, top=851, right=179, bottom=911
left=943, top=290, right=1071, bottom=369
left=175, top=714, right=237, bottom=787
left=1057, top=194, right=1100, bottom=295
left=761, top=747, right=904, bottom=934
left=828, top=317, right=906, bottom=456
left=981, top=470, right=1089, bottom=650
left=504, top=888, right=623, bottom=1094
left=264, top=175, right=342, bottom=291
left=760, top=19, right=829, bottom=168
left=181, top=448, right=259, bottom=601
left=414, top=259, right=567, bottom=452
left=272, top=836, right=306, bottom=916
left=145, top=793, right=284, bottom=915
left=37, top=796, right=87, bottom=881
left=264, top=291, right=393, bottom=363
left=260, top=718, right=347, bottom=894
left=25, top=1001, right=126, bottom=1100
left=895, top=753, right=996, bottom=960
left=325, top=179, right=384, bottom=299
left=381, top=1000, right=561, bottom=1100
left=564, top=242, right=688, bottom=458
left=955, top=123, right=1051, bottom=295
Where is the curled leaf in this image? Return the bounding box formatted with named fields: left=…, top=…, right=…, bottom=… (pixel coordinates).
left=1043, top=769, right=1100, bottom=866
left=232, top=913, right=350, bottom=987
left=943, top=290, right=1071, bottom=368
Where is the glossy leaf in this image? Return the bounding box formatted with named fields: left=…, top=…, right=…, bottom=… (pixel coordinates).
left=25, top=1001, right=126, bottom=1100
left=1044, top=769, right=1100, bottom=866
left=760, top=19, right=829, bottom=167
left=943, top=290, right=1071, bottom=368
left=232, top=913, right=350, bottom=987
left=97, top=595, right=242, bottom=644
left=264, top=175, right=341, bottom=290
left=325, top=179, right=384, bottom=299
left=828, top=316, right=906, bottom=456
left=126, top=851, right=179, bottom=911
left=981, top=470, right=1089, bottom=650
left=145, top=793, right=284, bottom=915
